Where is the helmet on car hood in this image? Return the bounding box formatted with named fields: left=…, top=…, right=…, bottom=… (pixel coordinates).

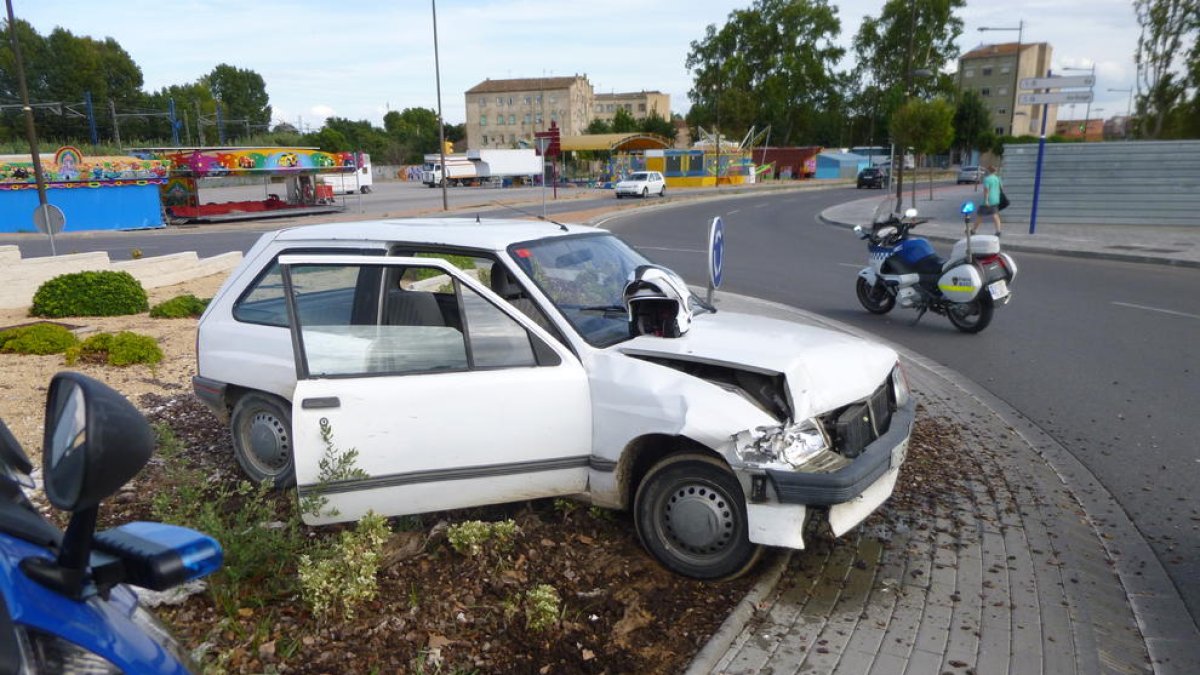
left=623, top=265, right=692, bottom=338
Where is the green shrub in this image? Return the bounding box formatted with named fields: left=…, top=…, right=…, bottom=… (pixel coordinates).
left=30, top=270, right=149, bottom=318
left=524, top=584, right=561, bottom=633
left=297, top=512, right=391, bottom=619
left=0, top=323, right=79, bottom=355
left=65, top=331, right=162, bottom=367
left=149, top=294, right=209, bottom=319
left=446, top=519, right=518, bottom=557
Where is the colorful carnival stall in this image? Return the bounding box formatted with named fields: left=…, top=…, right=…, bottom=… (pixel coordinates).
left=129, top=146, right=362, bottom=222
left=0, top=146, right=169, bottom=232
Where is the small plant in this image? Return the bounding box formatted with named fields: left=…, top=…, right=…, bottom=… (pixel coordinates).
left=150, top=294, right=209, bottom=318
left=588, top=506, right=614, bottom=521
left=297, top=511, right=390, bottom=619
left=524, top=584, right=561, bottom=633
left=446, top=519, right=518, bottom=557
left=300, top=418, right=370, bottom=518
left=30, top=270, right=149, bottom=318
left=64, top=331, right=162, bottom=367
left=130, top=248, right=143, bottom=259
left=553, top=498, right=580, bottom=517
left=0, top=323, right=78, bottom=355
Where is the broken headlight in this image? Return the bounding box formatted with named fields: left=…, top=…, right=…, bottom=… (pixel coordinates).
left=732, top=419, right=831, bottom=470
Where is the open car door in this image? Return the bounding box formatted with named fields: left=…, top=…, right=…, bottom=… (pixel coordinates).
left=279, top=254, right=591, bottom=525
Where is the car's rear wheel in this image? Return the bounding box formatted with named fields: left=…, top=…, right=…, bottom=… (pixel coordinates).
left=231, top=392, right=295, bottom=489
left=634, top=453, right=762, bottom=580
left=361, top=185, right=372, bottom=194
left=642, top=187, right=648, bottom=198
left=947, top=293, right=995, bottom=333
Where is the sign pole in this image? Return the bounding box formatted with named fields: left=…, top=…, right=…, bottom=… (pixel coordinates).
left=1029, top=70, right=1051, bottom=235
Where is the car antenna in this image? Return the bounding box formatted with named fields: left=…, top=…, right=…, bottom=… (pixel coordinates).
left=491, top=201, right=568, bottom=231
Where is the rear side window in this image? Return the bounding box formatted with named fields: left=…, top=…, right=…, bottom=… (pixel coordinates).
left=233, top=248, right=384, bottom=327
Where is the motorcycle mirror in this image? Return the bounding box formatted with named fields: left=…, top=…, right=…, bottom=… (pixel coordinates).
left=43, top=372, right=154, bottom=513
left=904, top=208, right=918, bottom=219
left=960, top=201, right=976, bottom=215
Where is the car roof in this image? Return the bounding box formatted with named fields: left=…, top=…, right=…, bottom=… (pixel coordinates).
left=268, top=217, right=602, bottom=252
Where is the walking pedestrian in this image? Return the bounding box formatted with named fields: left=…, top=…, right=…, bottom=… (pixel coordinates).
left=972, top=165, right=1003, bottom=236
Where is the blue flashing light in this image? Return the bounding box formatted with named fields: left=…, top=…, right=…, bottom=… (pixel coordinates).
left=960, top=201, right=976, bottom=215
left=94, top=522, right=223, bottom=589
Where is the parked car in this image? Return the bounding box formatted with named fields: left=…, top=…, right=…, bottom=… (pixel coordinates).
left=857, top=167, right=885, bottom=189
left=614, top=171, right=666, bottom=198
left=957, top=166, right=983, bottom=184
left=193, top=218, right=914, bottom=579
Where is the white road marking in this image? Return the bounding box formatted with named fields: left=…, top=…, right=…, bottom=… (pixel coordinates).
left=1111, top=302, right=1200, bottom=320
left=838, top=263, right=863, bottom=268
left=727, top=209, right=742, bottom=215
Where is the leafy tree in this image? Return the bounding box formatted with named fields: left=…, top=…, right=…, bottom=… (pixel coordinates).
left=952, top=89, right=991, bottom=159
left=641, top=111, right=677, bottom=142
left=686, top=0, right=844, bottom=145
left=586, top=118, right=612, bottom=134
left=891, top=97, right=954, bottom=202
left=382, top=107, right=444, bottom=163
left=851, top=0, right=964, bottom=146
left=1134, top=0, right=1199, bottom=138
left=308, top=125, right=349, bottom=154
left=610, top=107, right=639, bottom=133
left=204, top=64, right=271, bottom=137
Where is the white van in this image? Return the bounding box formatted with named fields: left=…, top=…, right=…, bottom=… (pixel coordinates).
left=320, top=154, right=373, bottom=195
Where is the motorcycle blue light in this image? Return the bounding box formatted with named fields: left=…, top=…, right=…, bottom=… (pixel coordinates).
left=93, top=522, right=223, bottom=590
left=960, top=201, right=976, bottom=215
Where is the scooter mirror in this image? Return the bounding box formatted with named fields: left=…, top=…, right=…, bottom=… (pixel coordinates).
left=904, top=208, right=918, bottom=219
left=960, top=201, right=976, bottom=215
left=42, top=372, right=154, bottom=512
left=0, top=419, right=34, bottom=489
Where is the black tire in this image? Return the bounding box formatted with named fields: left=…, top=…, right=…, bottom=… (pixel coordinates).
left=855, top=276, right=895, bottom=314
left=230, top=392, right=295, bottom=489
left=947, top=293, right=995, bottom=333
left=660, top=186, right=666, bottom=198
left=360, top=185, right=372, bottom=194
left=641, top=187, right=649, bottom=198
left=634, top=453, right=762, bottom=580
left=616, top=193, right=623, bottom=199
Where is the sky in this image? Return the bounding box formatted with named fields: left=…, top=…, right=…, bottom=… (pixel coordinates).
left=11, top=0, right=1148, bottom=133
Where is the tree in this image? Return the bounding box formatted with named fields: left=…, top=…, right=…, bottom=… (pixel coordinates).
left=851, top=0, right=965, bottom=147
left=1134, top=0, right=1199, bottom=138
left=382, top=107, right=442, bottom=163
left=586, top=118, right=612, bottom=134
left=641, top=111, right=677, bottom=142
left=952, top=89, right=991, bottom=160
left=686, top=0, right=844, bottom=145
left=890, top=97, right=954, bottom=206
left=205, top=64, right=271, bottom=137
left=610, top=107, right=639, bottom=133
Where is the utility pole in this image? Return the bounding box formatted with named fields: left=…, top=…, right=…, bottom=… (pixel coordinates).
left=894, top=0, right=917, bottom=214
left=109, top=99, right=121, bottom=146
left=432, top=0, right=448, bottom=210
left=5, top=0, right=54, bottom=253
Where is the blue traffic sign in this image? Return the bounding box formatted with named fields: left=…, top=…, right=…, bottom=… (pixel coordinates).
left=709, top=216, right=725, bottom=289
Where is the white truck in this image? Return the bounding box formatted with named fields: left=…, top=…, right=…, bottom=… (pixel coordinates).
left=422, top=149, right=542, bottom=187
left=320, top=153, right=373, bottom=194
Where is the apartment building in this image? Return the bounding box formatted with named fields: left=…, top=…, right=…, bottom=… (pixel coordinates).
left=592, top=91, right=671, bottom=123
left=958, top=42, right=1058, bottom=138
left=464, top=76, right=593, bottom=150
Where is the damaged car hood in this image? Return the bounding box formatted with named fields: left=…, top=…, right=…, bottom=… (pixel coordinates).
left=617, top=311, right=897, bottom=418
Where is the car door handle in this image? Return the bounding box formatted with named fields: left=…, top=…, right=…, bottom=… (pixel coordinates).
left=301, top=397, right=340, bottom=409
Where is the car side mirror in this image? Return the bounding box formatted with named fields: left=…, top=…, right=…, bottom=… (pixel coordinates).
left=43, top=372, right=154, bottom=512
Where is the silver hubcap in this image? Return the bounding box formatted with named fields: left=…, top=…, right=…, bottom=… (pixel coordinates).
left=663, top=483, right=734, bottom=554
left=247, top=412, right=289, bottom=471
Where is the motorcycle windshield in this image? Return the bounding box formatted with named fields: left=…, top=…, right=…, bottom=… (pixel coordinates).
left=870, top=196, right=900, bottom=226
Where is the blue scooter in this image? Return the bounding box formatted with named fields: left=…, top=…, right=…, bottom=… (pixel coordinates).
left=0, top=372, right=222, bottom=674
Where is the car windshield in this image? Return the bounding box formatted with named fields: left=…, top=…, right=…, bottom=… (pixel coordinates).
left=509, top=233, right=706, bottom=347
left=626, top=173, right=648, bottom=181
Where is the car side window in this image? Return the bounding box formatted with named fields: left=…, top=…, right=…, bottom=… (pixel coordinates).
left=233, top=248, right=384, bottom=327
left=289, top=261, right=543, bottom=378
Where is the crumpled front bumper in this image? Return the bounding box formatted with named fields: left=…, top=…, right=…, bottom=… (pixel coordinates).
left=765, top=397, right=915, bottom=507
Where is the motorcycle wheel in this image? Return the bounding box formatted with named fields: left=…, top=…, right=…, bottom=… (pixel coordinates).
left=947, top=293, right=995, bottom=333
left=856, top=277, right=895, bottom=314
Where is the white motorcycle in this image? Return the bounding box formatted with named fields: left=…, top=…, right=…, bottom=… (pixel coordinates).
left=853, top=202, right=1017, bottom=333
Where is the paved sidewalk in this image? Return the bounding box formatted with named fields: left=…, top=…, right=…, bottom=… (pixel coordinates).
left=684, top=294, right=1200, bottom=675
left=820, top=183, right=1200, bottom=268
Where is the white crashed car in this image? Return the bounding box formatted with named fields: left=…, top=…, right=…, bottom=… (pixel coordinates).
left=194, top=218, right=913, bottom=579
left=614, top=171, right=666, bottom=198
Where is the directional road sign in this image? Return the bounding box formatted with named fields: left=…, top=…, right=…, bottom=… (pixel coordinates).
left=1019, top=75, right=1095, bottom=90
left=1018, top=91, right=1095, bottom=105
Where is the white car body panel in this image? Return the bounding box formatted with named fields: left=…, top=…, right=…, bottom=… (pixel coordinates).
left=828, top=466, right=901, bottom=537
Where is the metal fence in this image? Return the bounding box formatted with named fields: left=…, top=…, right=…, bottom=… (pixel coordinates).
left=1000, top=140, right=1200, bottom=226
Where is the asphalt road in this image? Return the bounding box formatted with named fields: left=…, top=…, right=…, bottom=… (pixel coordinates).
left=602, top=188, right=1200, bottom=626
left=5, top=183, right=1196, bottom=625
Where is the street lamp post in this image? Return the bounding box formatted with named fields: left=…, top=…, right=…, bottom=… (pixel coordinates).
left=978, top=20, right=1024, bottom=135
left=1108, top=87, right=1134, bottom=138
left=1061, top=64, right=1096, bottom=139
left=432, top=0, right=448, bottom=211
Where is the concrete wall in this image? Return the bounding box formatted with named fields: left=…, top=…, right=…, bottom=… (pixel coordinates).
left=0, top=245, right=241, bottom=309
left=1001, top=140, right=1200, bottom=226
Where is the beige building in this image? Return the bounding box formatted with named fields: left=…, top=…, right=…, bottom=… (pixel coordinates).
left=958, top=42, right=1058, bottom=138
left=593, top=91, right=670, bottom=123
left=464, top=76, right=594, bottom=150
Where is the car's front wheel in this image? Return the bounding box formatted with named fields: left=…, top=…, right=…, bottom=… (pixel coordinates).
left=230, top=392, right=296, bottom=489
left=856, top=276, right=895, bottom=314
left=634, top=453, right=762, bottom=580
left=361, top=185, right=372, bottom=194
left=642, top=187, right=649, bottom=198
